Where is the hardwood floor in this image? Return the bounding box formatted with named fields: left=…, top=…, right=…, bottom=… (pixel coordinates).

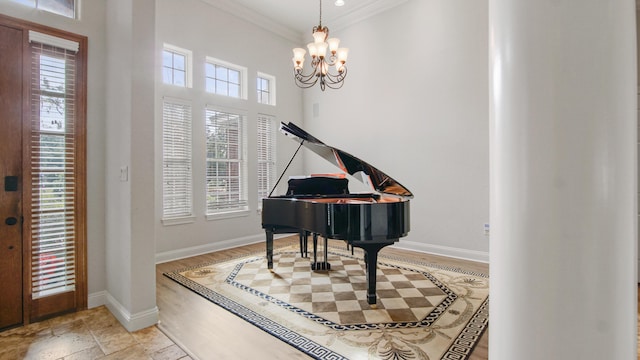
left=4, top=238, right=640, bottom=359
left=155, top=236, right=490, bottom=360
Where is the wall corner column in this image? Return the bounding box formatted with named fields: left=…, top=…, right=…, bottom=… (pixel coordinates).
left=489, top=1, right=637, bottom=359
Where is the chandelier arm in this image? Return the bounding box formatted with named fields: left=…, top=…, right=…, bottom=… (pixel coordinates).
left=324, top=54, right=338, bottom=66
left=323, top=67, right=347, bottom=83
left=295, top=78, right=320, bottom=88
left=323, top=80, right=344, bottom=90
left=294, top=69, right=320, bottom=88
left=321, top=73, right=345, bottom=89
left=294, top=68, right=320, bottom=83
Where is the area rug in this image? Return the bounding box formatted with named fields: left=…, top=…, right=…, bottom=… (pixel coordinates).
left=163, top=244, right=489, bottom=360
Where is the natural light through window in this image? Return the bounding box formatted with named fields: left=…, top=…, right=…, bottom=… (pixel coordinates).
left=206, top=57, right=247, bottom=99
left=163, top=44, right=192, bottom=88
left=257, top=72, right=276, bottom=105
left=162, top=99, right=193, bottom=222
left=32, top=49, right=77, bottom=299
left=205, top=108, right=248, bottom=216
left=257, top=114, right=276, bottom=206
left=11, top=0, right=76, bottom=18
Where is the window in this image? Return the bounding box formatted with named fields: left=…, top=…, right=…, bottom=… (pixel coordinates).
left=205, top=108, right=248, bottom=216
left=28, top=29, right=86, bottom=316
left=162, top=99, right=193, bottom=222
left=257, top=115, right=277, bottom=206
left=257, top=73, right=276, bottom=105
left=206, top=57, right=247, bottom=99
left=163, top=44, right=192, bottom=87
left=31, top=51, right=76, bottom=299
left=11, top=0, right=76, bottom=18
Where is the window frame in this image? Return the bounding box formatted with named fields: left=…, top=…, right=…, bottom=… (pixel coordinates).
left=204, top=106, right=249, bottom=219
left=161, top=97, right=195, bottom=225
left=257, top=114, right=277, bottom=209
left=205, top=57, right=248, bottom=100
left=10, top=0, right=77, bottom=19
left=22, top=24, right=87, bottom=323
left=162, top=44, right=193, bottom=88
left=256, top=72, right=276, bottom=106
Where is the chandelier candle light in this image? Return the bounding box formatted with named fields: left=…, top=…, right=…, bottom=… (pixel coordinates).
left=292, top=0, right=349, bottom=90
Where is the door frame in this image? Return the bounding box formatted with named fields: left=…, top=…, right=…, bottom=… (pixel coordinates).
left=0, top=13, right=87, bottom=326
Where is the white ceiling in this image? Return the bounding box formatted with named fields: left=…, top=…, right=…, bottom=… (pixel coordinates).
left=207, top=0, right=639, bottom=42
left=204, top=0, right=408, bottom=42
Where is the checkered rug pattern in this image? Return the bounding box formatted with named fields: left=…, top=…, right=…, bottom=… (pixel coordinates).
left=229, top=250, right=452, bottom=328
left=167, top=244, right=489, bottom=360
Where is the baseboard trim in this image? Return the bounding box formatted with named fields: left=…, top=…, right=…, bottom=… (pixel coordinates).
left=105, top=292, right=159, bottom=332
left=155, top=233, right=289, bottom=264
left=88, top=290, right=107, bottom=309
left=393, top=240, right=489, bottom=264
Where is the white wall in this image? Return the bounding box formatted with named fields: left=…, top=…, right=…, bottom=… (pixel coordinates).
left=154, top=0, right=304, bottom=261
left=104, top=0, right=159, bottom=331
left=302, top=0, right=490, bottom=261
left=0, top=1, right=108, bottom=303
left=1, top=0, right=489, bottom=326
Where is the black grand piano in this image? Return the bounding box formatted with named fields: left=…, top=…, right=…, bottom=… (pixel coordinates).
left=262, top=122, right=413, bottom=305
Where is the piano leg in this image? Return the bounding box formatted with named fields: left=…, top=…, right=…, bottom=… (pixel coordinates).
left=266, top=230, right=274, bottom=270
left=299, top=231, right=309, bottom=257
left=311, top=234, right=331, bottom=270
left=312, top=233, right=318, bottom=266
left=355, top=241, right=396, bottom=305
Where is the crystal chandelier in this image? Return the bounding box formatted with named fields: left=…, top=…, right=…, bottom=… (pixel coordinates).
left=292, top=0, right=349, bottom=91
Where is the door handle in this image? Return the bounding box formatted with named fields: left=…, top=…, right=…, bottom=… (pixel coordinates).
left=5, top=217, right=17, bottom=226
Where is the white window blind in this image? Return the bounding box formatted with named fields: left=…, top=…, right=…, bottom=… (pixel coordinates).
left=257, top=114, right=276, bottom=205
left=162, top=99, right=193, bottom=219
left=29, top=30, right=79, bottom=52
left=205, top=108, right=248, bottom=214
left=29, top=41, right=78, bottom=299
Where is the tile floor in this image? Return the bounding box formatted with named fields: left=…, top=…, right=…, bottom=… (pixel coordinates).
left=0, top=306, right=190, bottom=360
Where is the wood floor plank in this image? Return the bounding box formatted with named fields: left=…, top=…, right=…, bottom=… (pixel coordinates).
left=156, top=236, right=489, bottom=360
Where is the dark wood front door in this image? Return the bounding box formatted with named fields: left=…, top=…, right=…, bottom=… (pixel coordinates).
left=0, top=23, right=24, bottom=330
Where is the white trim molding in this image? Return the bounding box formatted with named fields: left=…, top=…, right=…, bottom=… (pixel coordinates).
left=87, top=291, right=108, bottom=309
left=393, top=240, right=489, bottom=264
left=105, top=293, right=159, bottom=332
left=200, top=0, right=301, bottom=43
left=156, top=233, right=283, bottom=264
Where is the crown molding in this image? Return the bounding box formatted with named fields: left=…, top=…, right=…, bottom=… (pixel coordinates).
left=329, top=0, right=410, bottom=33
left=199, top=0, right=410, bottom=43
left=200, top=0, right=303, bottom=43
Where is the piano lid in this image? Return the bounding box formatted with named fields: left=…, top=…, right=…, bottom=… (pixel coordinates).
left=279, top=122, right=414, bottom=198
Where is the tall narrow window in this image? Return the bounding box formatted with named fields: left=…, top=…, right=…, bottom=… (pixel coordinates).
left=163, top=44, right=192, bottom=88
left=257, top=72, right=276, bottom=105
left=205, top=108, right=248, bottom=216
left=162, top=99, right=193, bottom=222
left=257, top=114, right=276, bottom=206
left=27, top=30, right=86, bottom=320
